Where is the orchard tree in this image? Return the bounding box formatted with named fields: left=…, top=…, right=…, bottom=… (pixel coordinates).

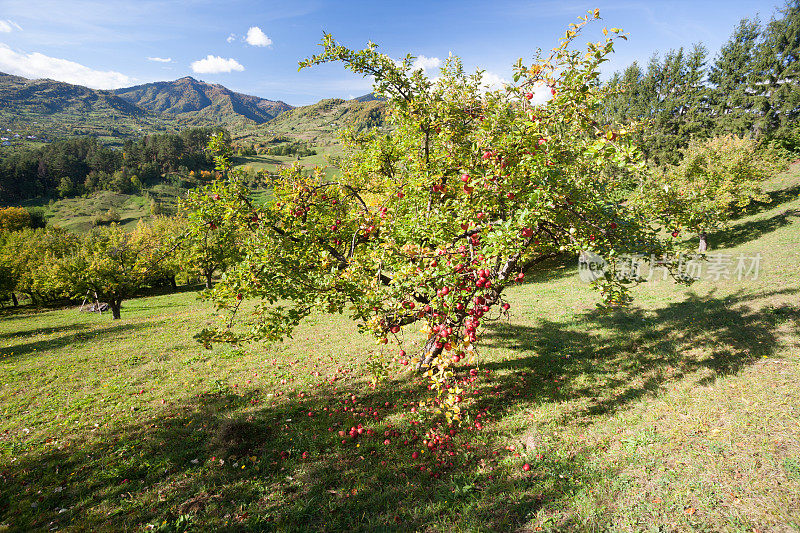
left=195, top=13, right=680, bottom=422
left=181, top=134, right=245, bottom=289
left=0, top=207, right=32, bottom=232
left=633, top=135, right=782, bottom=252
left=0, top=232, right=18, bottom=306
left=0, top=227, right=80, bottom=305
left=62, top=219, right=180, bottom=319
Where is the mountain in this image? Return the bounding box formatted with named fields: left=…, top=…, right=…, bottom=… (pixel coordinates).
left=351, top=93, right=384, bottom=103
left=0, top=72, right=179, bottom=144
left=0, top=72, right=144, bottom=116
left=233, top=97, right=386, bottom=147
left=114, top=77, right=293, bottom=127
left=0, top=72, right=379, bottom=151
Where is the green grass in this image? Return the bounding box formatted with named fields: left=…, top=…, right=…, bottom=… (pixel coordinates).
left=20, top=181, right=202, bottom=233
left=21, top=190, right=164, bottom=232
left=1, top=167, right=799, bottom=531
left=234, top=145, right=344, bottom=180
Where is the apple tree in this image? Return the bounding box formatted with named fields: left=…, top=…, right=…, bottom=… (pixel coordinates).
left=61, top=219, right=181, bottom=319
left=0, top=227, right=80, bottom=305
left=180, top=136, right=245, bottom=289
left=195, top=12, right=677, bottom=422
left=0, top=207, right=32, bottom=232
left=632, top=135, right=783, bottom=251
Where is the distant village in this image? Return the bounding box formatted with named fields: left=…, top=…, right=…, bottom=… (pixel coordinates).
left=1, top=126, right=51, bottom=148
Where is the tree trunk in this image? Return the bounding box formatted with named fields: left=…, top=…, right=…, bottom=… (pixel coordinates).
left=418, top=335, right=445, bottom=370
left=698, top=231, right=708, bottom=253
left=11, top=292, right=18, bottom=307
left=109, top=299, right=122, bottom=320
left=204, top=273, right=213, bottom=289
left=169, top=275, right=177, bottom=290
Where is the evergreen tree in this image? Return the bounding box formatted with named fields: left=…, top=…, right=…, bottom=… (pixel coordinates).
left=708, top=18, right=762, bottom=137
left=753, top=0, right=800, bottom=141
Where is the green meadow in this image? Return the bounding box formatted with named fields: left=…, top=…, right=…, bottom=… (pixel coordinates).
left=1, top=167, right=799, bottom=532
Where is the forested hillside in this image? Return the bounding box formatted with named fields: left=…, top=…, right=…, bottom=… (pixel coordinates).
left=0, top=128, right=220, bottom=201
left=0, top=72, right=181, bottom=145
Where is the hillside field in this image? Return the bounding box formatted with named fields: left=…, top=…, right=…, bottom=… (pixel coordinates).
left=14, top=145, right=337, bottom=233
left=0, top=167, right=799, bottom=531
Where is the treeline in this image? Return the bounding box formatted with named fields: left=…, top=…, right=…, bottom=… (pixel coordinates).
left=265, top=141, right=317, bottom=157
left=0, top=127, right=225, bottom=202
left=603, top=1, right=800, bottom=165
left=0, top=203, right=240, bottom=317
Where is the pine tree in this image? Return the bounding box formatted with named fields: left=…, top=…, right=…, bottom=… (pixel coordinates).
left=708, top=18, right=762, bottom=137
left=753, top=0, right=800, bottom=141
left=638, top=46, right=710, bottom=165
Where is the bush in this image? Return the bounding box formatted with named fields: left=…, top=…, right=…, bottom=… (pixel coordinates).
left=0, top=207, right=32, bottom=232
left=92, top=208, right=121, bottom=226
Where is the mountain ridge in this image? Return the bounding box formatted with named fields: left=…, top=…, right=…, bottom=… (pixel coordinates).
left=114, top=76, right=293, bottom=126
left=0, top=71, right=177, bottom=144
left=0, top=72, right=384, bottom=149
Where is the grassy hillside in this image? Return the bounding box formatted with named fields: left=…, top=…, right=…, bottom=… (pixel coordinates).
left=18, top=180, right=199, bottom=233
left=228, top=96, right=385, bottom=179
left=233, top=145, right=344, bottom=179
left=19, top=145, right=335, bottom=233
left=232, top=97, right=386, bottom=148
left=1, top=166, right=798, bottom=531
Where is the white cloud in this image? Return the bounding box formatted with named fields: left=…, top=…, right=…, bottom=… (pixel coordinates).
left=226, top=33, right=236, bottom=43
left=245, top=26, right=272, bottom=47
left=523, top=82, right=552, bottom=105
left=412, top=55, right=441, bottom=72
left=190, top=55, right=244, bottom=74
left=0, top=43, right=135, bottom=88
left=147, top=56, right=171, bottom=63
left=0, top=20, right=21, bottom=32
left=481, top=71, right=507, bottom=91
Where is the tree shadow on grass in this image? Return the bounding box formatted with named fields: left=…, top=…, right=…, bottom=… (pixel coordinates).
left=480, top=288, right=799, bottom=426
left=733, top=183, right=800, bottom=220
left=2, top=289, right=797, bottom=532
left=0, top=305, right=70, bottom=322
left=0, top=323, right=140, bottom=362
left=524, top=255, right=579, bottom=284
left=692, top=208, right=798, bottom=251
left=0, top=322, right=90, bottom=343
left=0, top=366, right=609, bottom=532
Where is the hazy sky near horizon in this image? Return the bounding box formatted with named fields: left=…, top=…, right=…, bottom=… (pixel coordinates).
left=0, top=0, right=785, bottom=106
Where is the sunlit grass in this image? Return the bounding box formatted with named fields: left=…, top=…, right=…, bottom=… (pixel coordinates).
left=1, top=167, right=799, bottom=531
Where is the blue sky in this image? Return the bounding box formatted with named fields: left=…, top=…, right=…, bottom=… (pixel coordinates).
left=0, top=0, right=784, bottom=106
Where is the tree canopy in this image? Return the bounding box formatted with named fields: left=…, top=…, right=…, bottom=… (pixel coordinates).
left=194, top=12, right=684, bottom=423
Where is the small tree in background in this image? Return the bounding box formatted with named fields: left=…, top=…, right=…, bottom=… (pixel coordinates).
left=0, top=207, right=32, bottom=232
left=61, top=220, right=179, bottom=319
left=634, top=135, right=783, bottom=251
left=181, top=144, right=245, bottom=289
left=0, top=227, right=80, bottom=305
